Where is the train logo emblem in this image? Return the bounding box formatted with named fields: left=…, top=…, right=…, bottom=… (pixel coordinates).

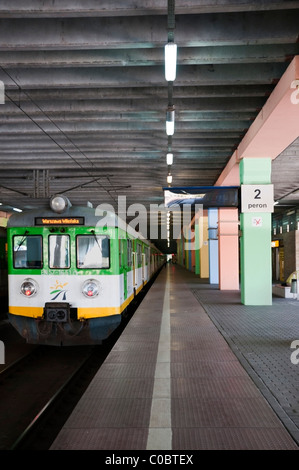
left=50, top=280, right=68, bottom=300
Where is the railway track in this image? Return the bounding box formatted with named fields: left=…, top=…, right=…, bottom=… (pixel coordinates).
left=0, top=274, right=157, bottom=450
left=10, top=345, right=113, bottom=450
left=0, top=268, right=160, bottom=450
left=0, top=344, right=97, bottom=450
left=0, top=317, right=133, bottom=451
left=0, top=319, right=127, bottom=450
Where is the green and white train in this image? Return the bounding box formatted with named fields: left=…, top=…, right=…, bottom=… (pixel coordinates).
left=7, top=195, right=164, bottom=346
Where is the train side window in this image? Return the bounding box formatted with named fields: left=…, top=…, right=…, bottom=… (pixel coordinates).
left=13, top=235, right=43, bottom=269
left=145, top=247, right=150, bottom=264
left=77, top=235, right=110, bottom=269
left=127, top=238, right=132, bottom=267
left=119, top=239, right=122, bottom=268
left=49, top=235, right=70, bottom=269
left=137, top=243, right=142, bottom=265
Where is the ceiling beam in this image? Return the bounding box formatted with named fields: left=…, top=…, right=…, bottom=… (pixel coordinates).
left=0, top=44, right=297, bottom=68
left=5, top=85, right=274, bottom=100
left=0, top=11, right=298, bottom=51
left=1, top=0, right=299, bottom=18
left=1, top=64, right=288, bottom=90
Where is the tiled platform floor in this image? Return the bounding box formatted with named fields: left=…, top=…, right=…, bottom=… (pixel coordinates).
left=50, top=264, right=299, bottom=450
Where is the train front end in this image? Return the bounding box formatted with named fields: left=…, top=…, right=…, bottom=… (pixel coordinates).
left=7, top=196, right=122, bottom=346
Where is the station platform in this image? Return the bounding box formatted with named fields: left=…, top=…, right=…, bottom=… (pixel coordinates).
left=50, top=264, right=299, bottom=451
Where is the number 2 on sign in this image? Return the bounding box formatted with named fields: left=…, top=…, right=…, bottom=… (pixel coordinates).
left=254, top=189, right=261, bottom=199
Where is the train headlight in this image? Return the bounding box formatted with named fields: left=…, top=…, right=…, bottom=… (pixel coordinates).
left=20, top=278, right=38, bottom=297
left=50, top=195, right=71, bottom=214
left=82, top=279, right=100, bottom=298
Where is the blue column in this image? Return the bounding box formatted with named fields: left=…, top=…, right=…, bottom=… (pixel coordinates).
left=208, top=208, right=219, bottom=284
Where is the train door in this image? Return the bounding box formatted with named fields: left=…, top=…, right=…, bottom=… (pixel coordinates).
left=126, top=238, right=133, bottom=298
left=142, top=253, right=146, bottom=282
left=151, top=254, right=155, bottom=275
left=132, top=251, right=137, bottom=292
left=119, top=239, right=127, bottom=302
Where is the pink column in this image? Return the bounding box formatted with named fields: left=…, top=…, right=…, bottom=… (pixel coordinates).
left=218, top=208, right=239, bottom=290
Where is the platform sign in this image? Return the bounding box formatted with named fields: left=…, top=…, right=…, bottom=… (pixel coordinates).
left=241, top=184, right=274, bottom=213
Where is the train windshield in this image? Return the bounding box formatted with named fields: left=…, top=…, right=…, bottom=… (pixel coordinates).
left=77, top=235, right=110, bottom=269
left=13, top=235, right=43, bottom=269
left=49, top=235, right=70, bottom=269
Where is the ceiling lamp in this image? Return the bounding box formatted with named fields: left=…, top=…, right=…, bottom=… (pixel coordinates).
left=166, top=152, right=173, bottom=165
left=167, top=174, right=172, bottom=184
left=166, top=106, right=175, bottom=136
left=164, top=42, right=177, bottom=81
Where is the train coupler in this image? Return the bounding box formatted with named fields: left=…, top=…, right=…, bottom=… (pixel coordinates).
left=44, top=302, right=70, bottom=323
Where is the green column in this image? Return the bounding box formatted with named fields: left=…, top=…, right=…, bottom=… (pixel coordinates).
left=240, top=158, right=272, bottom=305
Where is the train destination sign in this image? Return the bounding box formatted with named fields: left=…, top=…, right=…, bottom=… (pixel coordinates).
left=35, top=217, right=85, bottom=225
left=241, top=184, right=274, bottom=213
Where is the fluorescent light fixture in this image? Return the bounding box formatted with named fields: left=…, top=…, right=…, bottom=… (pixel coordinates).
left=165, top=42, right=177, bottom=81
left=13, top=207, right=22, bottom=212
left=166, top=153, right=173, bottom=165
left=167, top=174, right=172, bottom=184
left=166, top=121, right=174, bottom=136
left=166, top=106, right=175, bottom=136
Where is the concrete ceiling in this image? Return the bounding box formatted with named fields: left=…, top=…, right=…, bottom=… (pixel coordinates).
left=0, top=1, right=299, bottom=252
